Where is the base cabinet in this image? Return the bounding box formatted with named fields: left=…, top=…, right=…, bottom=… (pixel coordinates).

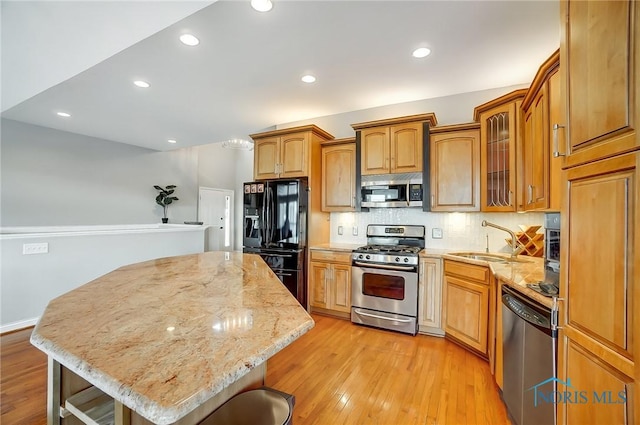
left=309, top=249, right=352, bottom=318
left=558, top=152, right=638, bottom=425
left=418, top=257, right=444, bottom=336
left=443, top=260, right=490, bottom=357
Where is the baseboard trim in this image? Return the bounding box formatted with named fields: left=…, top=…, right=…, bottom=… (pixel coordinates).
left=1, top=317, right=38, bottom=335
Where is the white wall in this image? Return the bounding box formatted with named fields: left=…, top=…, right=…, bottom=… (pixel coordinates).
left=1, top=119, right=245, bottom=227
left=1, top=119, right=199, bottom=225
left=195, top=142, right=255, bottom=251
left=329, top=210, right=544, bottom=254
left=0, top=226, right=206, bottom=331
left=276, top=84, right=528, bottom=138
left=196, top=142, right=238, bottom=190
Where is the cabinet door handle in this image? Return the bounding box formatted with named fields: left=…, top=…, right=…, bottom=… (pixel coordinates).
left=551, top=296, right=565, bottom=330
left=528, top=185, right=534, bottom=204
left=553, top=124, right=566, bottom=157
left=508, top=190, right=513, bottom=206
left=351, top=196, right=356, bottom=208
left=431, top=194, right=435, bottom=208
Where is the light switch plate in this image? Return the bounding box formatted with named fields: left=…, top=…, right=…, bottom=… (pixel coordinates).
left=338, top=226, right=343, bottom=235
left=432, top=228, right=443, bottom=239
left=352, top=226, right=358, bottom=236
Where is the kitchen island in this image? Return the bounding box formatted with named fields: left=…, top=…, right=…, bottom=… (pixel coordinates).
left=30, top=251, right=314, bottom=425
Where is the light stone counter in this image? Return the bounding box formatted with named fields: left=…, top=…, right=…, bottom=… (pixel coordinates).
left=30, top=251, right=314, bottom=425
left=309, top=242, right=362, bottom=252
left=441, top=253, right=551, bottom=308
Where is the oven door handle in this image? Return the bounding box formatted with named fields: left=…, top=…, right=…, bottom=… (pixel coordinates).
left=354, top=261, right=415, bottom=271
left=353, top=309, right=413, bottom=323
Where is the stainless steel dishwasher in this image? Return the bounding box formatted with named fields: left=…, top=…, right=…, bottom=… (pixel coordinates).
left=502, top=286, right=557, bottom=425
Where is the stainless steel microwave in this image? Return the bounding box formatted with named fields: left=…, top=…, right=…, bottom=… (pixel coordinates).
left=360, top=173, right=423, bottom=208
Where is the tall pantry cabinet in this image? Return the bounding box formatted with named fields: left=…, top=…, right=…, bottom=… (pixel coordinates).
left=557, top=1, right=639, bottom=424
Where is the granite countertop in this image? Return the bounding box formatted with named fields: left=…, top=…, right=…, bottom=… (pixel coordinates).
left=30, top=251, right=314, bottom=425
left=441, top=252, right=551, bottom=308
left=309, top=242, right=362, bottom=252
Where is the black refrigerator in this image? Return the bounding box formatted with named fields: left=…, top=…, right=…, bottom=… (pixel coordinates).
left=242, top=179, right=308, bottom=307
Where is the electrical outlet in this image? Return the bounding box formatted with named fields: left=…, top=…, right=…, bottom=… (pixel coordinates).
left=338, top=226, right=343, bottom=235
left=23, top=242, right=49, bottom=255
left=431, top=228, right=443, bottom=239
left=352, top=226, right=358, bottom=236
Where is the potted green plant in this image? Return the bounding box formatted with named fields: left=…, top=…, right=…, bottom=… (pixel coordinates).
left=154, top=185, right=179, bottom=223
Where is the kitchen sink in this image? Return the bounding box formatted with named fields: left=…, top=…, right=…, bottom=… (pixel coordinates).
left=448, top=252, right=531, bottom=264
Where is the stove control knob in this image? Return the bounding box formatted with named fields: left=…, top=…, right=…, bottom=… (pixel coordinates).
left=358, top=254, right=364, bottom=259
left=365, top=255, right=371, bottom=260
left=395, top=257, right=400, bottom=262
left=404, top=258, right=409, bottom=263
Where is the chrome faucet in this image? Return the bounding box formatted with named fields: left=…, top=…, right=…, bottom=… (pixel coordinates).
left=481, top=220, right=523, bottom=259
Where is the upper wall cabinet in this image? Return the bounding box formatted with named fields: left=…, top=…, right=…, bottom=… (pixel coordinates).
left=250, top=125, right=333, bottom=180
left=474, top=90, right=527, bottom=212
left=352, top=113, right=438, bottom=176
left=321, top=139, right=356, bottom=212
left=560, top=0, right=638, bottom=167
left=520, top=50, right=562, bottom=211
left=428, top=123, right=480, bottom=212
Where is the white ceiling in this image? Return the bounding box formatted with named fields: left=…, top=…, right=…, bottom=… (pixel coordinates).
left=1, top=0, right=560, bottom=152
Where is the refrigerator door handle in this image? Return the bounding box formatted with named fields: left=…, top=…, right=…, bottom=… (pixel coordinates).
left=261, top=184, right=267, bottom=245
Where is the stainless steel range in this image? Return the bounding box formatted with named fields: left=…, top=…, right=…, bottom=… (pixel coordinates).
left=351, top=224, right=425, bottom=335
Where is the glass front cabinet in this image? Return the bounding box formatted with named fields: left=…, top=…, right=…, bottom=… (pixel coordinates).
left=474, top=90, right=527, bottom=212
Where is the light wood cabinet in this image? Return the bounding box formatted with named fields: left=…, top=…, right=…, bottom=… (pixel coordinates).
left=351, top=113, right=438, bottom=176
left=442, top=260, right=490, bottom=357
left=558, top=152, right=638, bottom=425
left=474, top=90, right=527, bottom=212
left=521, top=50, right=561, bottom=211
left=360, top=122, right=422, bottom=175
left=548, top=66, right=564, bottom=211
left=309, top=249, right=352, bottom=318
left=428, top=123, right=480, bottom=211
left=418, top=257, right=444, bottom=336
left=250, top=125, right=333, bottom=180
left=560, top=0, right=639, bottom=167
left=321, top=139, right=356, bottom=212
left=557, top=2, right=640, bottom=423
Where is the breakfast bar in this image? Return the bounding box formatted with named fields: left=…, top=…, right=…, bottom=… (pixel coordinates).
left=30, top=251, right=314, bottom=425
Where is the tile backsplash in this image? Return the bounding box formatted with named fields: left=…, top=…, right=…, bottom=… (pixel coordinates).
left=330, top=209, right=545, bottom=254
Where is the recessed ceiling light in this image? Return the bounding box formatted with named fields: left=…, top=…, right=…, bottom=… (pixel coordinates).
left=179, top=34, right=200, bottom=46
left=168, top=139, right=177, bottom=144
left=301, top=75, right=316, bottom=83
left=134, top=80, right=150, bottom=88
left=412, top=47, right=431, bottom=58
left=56, top=112, right=71, bottom=117
left=251, top=0, right=273, bottom=12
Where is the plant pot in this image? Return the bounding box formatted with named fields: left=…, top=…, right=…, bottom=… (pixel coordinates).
left=162, top=218, right=169, bottom=224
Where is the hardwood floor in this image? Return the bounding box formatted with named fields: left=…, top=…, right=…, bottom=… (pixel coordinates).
left=1, top=328, right=47, bottom=425
left=266, top=315, right=508, bottom=425
left=1, top=315, right=508, bottom=424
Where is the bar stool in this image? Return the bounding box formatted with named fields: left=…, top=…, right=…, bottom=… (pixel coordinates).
left=200, top=387, right=294, bottom=425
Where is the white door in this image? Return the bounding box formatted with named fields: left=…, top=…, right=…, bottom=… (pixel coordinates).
left=198, top=187, right=234, bottom=252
